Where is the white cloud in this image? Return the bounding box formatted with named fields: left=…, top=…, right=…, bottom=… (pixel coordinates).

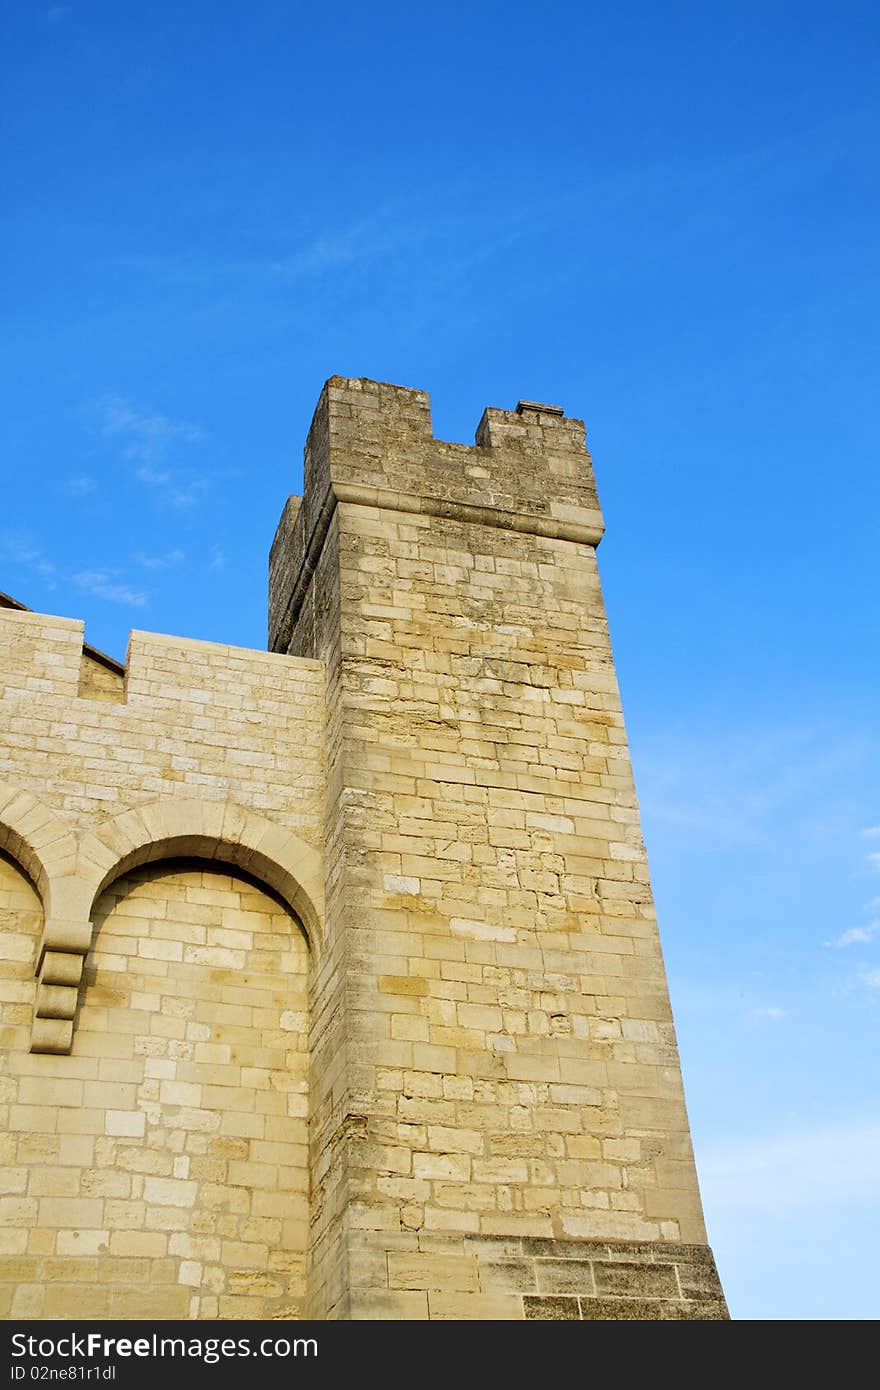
left=862, top=968, right=880, bottom=990
left=135, top=549, right=184, bottom=571
left=135, top=466, right=172, bottom=486
left=273, top=218, right=399, bottom=279
left=701, top=1120, right=880, bottom=1210
left=751, top=1006, right=788, bottom=1020
left=72, top=571, right=146, bottom=607
left=1, top=536, right=57, bottom=588
left=3, top=534, right=155, bottom=610
left=210, top=548, right=226, bottom=571
left=860, top=826, right=880, bottom=839
left=868, top=853, right=880, bottom=872
left=637, top=721, right=869, bottom=852
left=99, top=396, right=204, bottom=464
left=65, top=476, right=96, bottom=496
left=825, top=922, right=880, bottom=948
left=170, top=481, right=208, bottom=509
left=94, top=397, right=208, bottom=505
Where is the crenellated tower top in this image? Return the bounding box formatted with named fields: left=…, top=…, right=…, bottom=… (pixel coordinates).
left=269, top=376, right=604, bottom=653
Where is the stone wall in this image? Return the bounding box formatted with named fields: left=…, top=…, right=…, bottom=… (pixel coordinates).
left=0, top=610, right=324, bottom=1318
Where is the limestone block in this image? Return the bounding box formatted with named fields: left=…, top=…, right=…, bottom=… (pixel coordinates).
left=38, top=917, right=93, bottom=962
left=30, top=1017, right=74, bottom=1054
left=40, top=951, right=85, bottom=986
left=35, top=983, right=78, bottom=1019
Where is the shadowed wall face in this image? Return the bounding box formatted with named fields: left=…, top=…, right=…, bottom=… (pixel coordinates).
left=0, top=853, right=42, bottom=1067
left=0, top=861, right=309, bottom=1320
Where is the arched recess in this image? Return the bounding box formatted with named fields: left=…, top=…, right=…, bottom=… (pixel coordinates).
left=18, top=858, right=312, bottom=1318
left=29, top=797, right=323, bottom=1055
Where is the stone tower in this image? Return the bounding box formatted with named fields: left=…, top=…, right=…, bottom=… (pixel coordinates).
left=0, top=376, right=726, bottom=1320
left=268, top=377, right=727, bottom=1319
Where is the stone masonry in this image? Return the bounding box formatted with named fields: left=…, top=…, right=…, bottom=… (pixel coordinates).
left=0, top=377, right=727, bottom=1319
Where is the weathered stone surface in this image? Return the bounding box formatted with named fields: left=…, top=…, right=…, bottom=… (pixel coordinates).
left=535, top=1259, right=597, bottom=1296
left=524, top=1295, right=581, bottom=1320
left=593, top=1259, right=679, bottom=1298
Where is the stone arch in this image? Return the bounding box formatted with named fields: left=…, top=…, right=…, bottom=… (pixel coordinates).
left=0, top=779, right=78, bottom=914
left=29, top=797, right=323, bottom=1055
left=84, top=799, right=323, bottom=948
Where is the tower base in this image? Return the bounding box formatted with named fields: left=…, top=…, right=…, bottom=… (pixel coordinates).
left=329, top=1231, right=729, bottom=1320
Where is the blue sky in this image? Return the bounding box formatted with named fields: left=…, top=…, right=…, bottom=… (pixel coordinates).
left=2, top=2, right=879, bottom=1319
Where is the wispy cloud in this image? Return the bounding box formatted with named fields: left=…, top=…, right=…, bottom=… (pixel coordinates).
left=99, top=396, right=204, bottom=464
left=268, top=195, right=533, bottom=296
left=65, top=475, right=96, bottom=496
left=862, top=968, right=880, bottom=990
left=135, top=465, right=172, bottom=486
left=2, top=534, right=150, bottom=609
left=91, top=394, right=209, bottom=510
left=638, top=722, right=869, bottom=851
left=860, top=826, right=880, bottom=839
left=209, top=548, right=226, bottom=571
left=751, top=1006, right=788, bottom=1020
left=272, top=217, right=411, bottom=280
left=825, top=922, right=880, bottom=948
left=135, top=549, right=184, bottom=571
left=701, top=1119, right=880, bottom=1210
left=72, top=570, right=146, bottom=607
left=169, top=480, right=208, bottom=509
left=1, top=536, right=57, bottom=589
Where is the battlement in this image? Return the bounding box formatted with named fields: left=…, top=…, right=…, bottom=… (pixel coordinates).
left=307, top=376, right=599, bottom=530
left=0, top=606, right=324, bottom=847
left=270, top=376, right=604, bottom=653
